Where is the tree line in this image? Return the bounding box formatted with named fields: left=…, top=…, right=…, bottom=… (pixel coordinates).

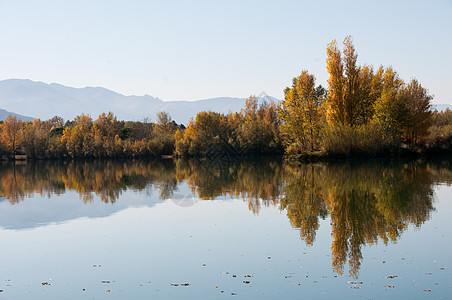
left=0, top=111, right=181, bottom=159
left=174, top=36, right=450, bottom=159
left=1, top=36, right=451, bottom=160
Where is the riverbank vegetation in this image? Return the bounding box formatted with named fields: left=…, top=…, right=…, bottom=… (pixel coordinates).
left=1, top=36, right=451, bottom=161
left=0, top=111, right=180, bottom=159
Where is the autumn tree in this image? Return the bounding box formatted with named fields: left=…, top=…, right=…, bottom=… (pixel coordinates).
left=237, top=96, right=281, bottom=154
left=401, top=79, right=433, bottom=141
left=155, top=111, right=176, bottom=134
left=92, top=112, right=122, bottom=157
left=342, top=36, right=361, bottom=126
left=1, top=115, right=22, bottom=158
left=21, top=118, right=53, bottom=159
left=326, top=36, right=380, bottom=127
left=279, top=70, right=321, bottom=151
left=372, top=86, right=408, bottom=144
left=61, top=114, right=94, bottom=158
left=326, top=39, right=345, bottom=125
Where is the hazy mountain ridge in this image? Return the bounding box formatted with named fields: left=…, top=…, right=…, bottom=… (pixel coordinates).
left=0, top=108, right=34, bottom=121
left=2, top=79, right=449, bottom=125
left=0, top=79, right=279, bottom=124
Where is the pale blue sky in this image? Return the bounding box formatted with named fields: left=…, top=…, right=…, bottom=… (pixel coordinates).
left=0, top=0, right=451, bottom=103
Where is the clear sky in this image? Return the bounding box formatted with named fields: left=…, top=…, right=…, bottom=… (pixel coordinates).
left=0, top=0, right=451, bottom=103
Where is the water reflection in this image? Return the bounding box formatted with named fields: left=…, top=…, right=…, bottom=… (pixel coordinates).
left=1, top=157, right=451, bottom=277
left=281, top=160, right=442, bottom=277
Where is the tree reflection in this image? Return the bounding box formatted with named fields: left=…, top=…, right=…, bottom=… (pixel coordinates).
left=0, top=157, right=449, bottom=278
left=282, top=159, right=439, bottom=278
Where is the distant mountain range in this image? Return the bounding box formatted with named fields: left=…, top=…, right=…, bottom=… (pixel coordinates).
left=0, top=107, right=34, bottom=121
left=0, top=79, right=279, bottom=124
left=0, top=79, right=450, bottom=124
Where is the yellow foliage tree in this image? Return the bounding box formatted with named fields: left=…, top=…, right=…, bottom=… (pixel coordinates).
left=279, top=70, right=321, bottom=151
left=1, top=115, right=22, bottom=158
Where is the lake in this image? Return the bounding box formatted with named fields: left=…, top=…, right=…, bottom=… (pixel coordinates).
left=0, top=157, right=451, bottom=299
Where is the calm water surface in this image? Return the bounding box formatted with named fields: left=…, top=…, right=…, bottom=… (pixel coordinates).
left=0, top=158, right=451, bottom=299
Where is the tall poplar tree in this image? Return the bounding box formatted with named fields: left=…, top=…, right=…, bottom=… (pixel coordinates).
left=326, top=39, right=345, bottom=125
left=343, top=36, right=360, bottom=126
